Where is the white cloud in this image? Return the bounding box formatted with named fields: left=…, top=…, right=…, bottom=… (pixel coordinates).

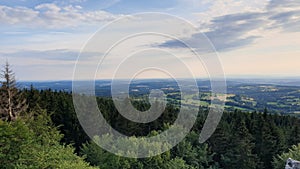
left=159, top=0, right=300, bottom=52
left=0, top=6, right=38, bottom=24
left=0, top=3, right=122, bottom=29
left=194, top=0, right=269, bottom=26
left=1, top=0, right=299, bottom=80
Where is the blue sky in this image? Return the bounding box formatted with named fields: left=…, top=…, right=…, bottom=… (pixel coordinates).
left=0, top=0, right=299, bottom=80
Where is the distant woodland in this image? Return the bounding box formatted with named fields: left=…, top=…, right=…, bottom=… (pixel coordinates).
left=1, top=63, right=300, bottom=169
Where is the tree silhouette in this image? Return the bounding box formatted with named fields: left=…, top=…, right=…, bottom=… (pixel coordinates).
left=0, top=61, right=27, bottom=121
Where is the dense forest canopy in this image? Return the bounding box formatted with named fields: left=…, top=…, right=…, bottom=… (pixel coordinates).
left=0, top=64, right=299, bottom=168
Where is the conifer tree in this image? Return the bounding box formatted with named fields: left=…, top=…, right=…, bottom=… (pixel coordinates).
left=0, top=61, right=27, bottom=121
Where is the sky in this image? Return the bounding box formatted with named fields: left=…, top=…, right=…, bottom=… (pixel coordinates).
left=0, top=0, right=299, bottom=81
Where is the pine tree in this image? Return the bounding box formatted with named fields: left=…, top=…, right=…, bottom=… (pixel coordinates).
left=0, top=62, right=27, bottom=121
left=222, top=116, right=258, bottom=169
left=0, top=110, right=97, bottom=168
left=273, top=144, right=300, bottom=169
left=288, top=125, right=300, bottom=146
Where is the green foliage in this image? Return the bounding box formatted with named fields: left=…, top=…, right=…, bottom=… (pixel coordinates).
left=17, top=144, right=98, bottom=169
left=0, top=111, right=97, bottom=169
left=81, top=137, right=143, bottom=169
left=20, top=88, right=300, bottom=169
left=23, top=88, right=89, bottom=152
left=2, top=64, right=300, bottom=168
left=81, top=132, right=219, bottom=169
left=164, top=157, right=195, bottom=169
left=221, top=119, right=258, bottom=169
left=288, top=125, right=300, bottom=146
left=81, top=135, right=197, bottom=169
left=207, top=110, right=299, bottom=169
left=172, top=132, right=219, bottom=169
left=273, top=144, right=300, bottom=169
left=0, top=119, right=34, bottom=168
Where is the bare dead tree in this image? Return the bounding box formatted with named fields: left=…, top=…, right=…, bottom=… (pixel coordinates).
left=0, top=61, right=27, bottom=121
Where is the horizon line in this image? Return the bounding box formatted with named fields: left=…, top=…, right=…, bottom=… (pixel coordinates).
left=18, top=75, right=300, bottom=82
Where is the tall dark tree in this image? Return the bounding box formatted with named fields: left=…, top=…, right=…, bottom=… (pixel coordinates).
left=222, top=118, right=258, bottom=169
left=0, top=62, right=27, bottom=121
left=288, top=125, right=300, bottom=146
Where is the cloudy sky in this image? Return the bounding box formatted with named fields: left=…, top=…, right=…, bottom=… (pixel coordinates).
left=0, top=0, right=299, bottom=80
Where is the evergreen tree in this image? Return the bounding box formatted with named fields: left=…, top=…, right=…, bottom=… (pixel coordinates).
left=0, top=110, right=97, bottom=168
left=0, top=61, right=27, bottom=121
left=273, top=144, right=300, bottom=169
left=260, top=120, right=285, bottom=169
left=222, top=118, right=258, bottom=169
left=288, top=125, right=300, bottom=146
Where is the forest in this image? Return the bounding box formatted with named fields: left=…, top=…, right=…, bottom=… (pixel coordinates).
left=1, top=63, right=300, bottom=169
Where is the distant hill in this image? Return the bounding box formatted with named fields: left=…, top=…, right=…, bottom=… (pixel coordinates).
left=19, top=79, right=300, bottom=115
